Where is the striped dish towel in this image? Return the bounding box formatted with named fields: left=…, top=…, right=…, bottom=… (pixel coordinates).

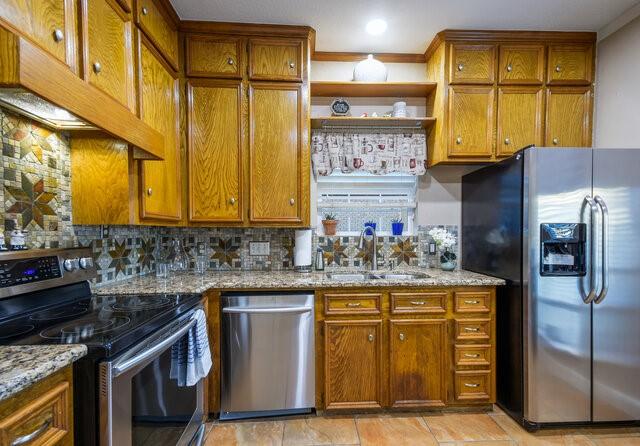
left=170, top=309, right=212, bottom=387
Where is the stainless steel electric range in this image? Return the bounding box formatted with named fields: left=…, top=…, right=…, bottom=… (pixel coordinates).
left=0, top=248, right=206, bottom=446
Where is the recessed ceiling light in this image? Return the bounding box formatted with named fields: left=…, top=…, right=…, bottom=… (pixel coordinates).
left=366, top=19, right=387, bottom=36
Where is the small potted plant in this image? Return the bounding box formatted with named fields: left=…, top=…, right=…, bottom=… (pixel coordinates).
left=322, top=213, right=339, bottom=236
left=391, top=218, right=404, bottom=236
left=428, top=227, right=457, bottom=271
left=364, top=221, right=377, bottom=231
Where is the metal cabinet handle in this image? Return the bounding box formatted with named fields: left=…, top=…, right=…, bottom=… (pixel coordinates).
left=346, top=302, right=361, bottom=307
left=227, top=57, right=235, bottom=65
left=11, top=419, right=51, bottom=446
left=399, top=333, right=405, bottom=341
left=289, top=198, right=295, bottom=206
left=229, top=197, right=236, bottom=205
left=457, top=63, right=464, bottom=71
left=555, top=65, right=562, bottom=72
left=288, top=61, right=295, bottom=69
left=504, top=138, right=511, bottom=145
left=506, top=64, right=513, bottom=72
left=410, top=301, right=425, bottom=306
left=464, top=327, right=479, bottom=332
left=146, top=187, right=152, bottom=196
left=93, top=61, right=102, bottom=74
left=456, top=136, right=462, bottom=145
left=53, top=29, right=64, bottom=42
left=464, top=383, right=480, bottom=388
left=464, top=300, right=480, bottom=304
left=594, top=196, right=609, bottom=304
left=368, top=333, right=374, bottom=342
left=464, top=353, right=480, bottom=358
left=583, top=196, right=599, bottom=304
left=141, top=6, right=148, bottom=15
left=552, top=137, right=559, bottom=145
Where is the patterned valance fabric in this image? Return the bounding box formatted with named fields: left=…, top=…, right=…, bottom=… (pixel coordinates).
left=311, top=131, right=427, bottom=176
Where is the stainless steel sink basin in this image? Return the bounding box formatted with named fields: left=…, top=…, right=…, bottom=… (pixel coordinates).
left=324, top=273, right=369, bottom=281
left=372, top=272, right=430, bottom=280
left=324, top=272, right=430, bottom=281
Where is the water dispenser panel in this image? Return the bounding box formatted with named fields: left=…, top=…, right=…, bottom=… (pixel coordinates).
left=540, top=223, right=587, bottom=276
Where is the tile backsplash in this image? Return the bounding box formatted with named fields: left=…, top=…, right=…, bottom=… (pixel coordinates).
left=1, top=107, right=460, bottom=285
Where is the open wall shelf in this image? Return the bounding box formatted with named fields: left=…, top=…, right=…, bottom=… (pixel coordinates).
left=311, top=116, right=436, bottom=130
left=310, top=81, right=437, bottom=98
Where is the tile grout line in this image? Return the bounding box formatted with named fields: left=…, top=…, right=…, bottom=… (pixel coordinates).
left=353, top=415, right=362, bottom=446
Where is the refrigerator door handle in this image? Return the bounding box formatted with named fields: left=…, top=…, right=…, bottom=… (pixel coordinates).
left=583, top=195, right=599, bottom=304
left=594, top=196, right=609, bottom=304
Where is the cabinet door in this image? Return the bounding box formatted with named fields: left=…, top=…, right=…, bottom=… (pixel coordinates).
left=498, top=44, right=544, bottom=85
left=449, top=44, right=496, bottom=84
left=135, top=0, right=179, bottom=70
left=545, top=87, right=592, bottom=147
left=324, top=320, right=382, bottom=410
left=138, top=33, right=181, bottom=221
left=249, top=82, right=303, bottom=223
left=187, top=79, right=243, bottom=223
left=448, top=86, right=495, bottom=158
left=0, top=0, right=78, bottom=70
left=249, top=38, right=303, bottom=82
left=186, top=34, right=243, bottom=78
left=547, top=44, right=593, bottom=85
left=496, top=86, right=544, bottom=157
left=390, top=320, right=447, bottom=408
left=81, top=0, right=135, bottom=112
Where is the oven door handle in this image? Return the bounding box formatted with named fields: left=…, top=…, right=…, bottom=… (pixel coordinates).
left=112, top=317, right=196, bottom=377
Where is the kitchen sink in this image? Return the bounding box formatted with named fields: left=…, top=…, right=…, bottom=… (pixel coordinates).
left=324, top=273, right=369, bottom=281
left=324, top=272, right=430, bottom=281
left=371, top=272, right=430, bottom=280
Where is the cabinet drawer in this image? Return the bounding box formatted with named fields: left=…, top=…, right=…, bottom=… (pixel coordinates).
left=449, top=44, right=496, bottom=84
left=454, top=318, right=491, bottom=341
left=454, top=370, right=491, bottom=401
left=547, top=44, right=593, bottom=85
left=454, top=344, right=491, bottom=367
left=135, top=0, right=178, bottom=70
left=249, top=38, right=303, bottom=81
left=454, top=291, right=491, bottom=313
left=0, top=381, right=71, bottom=446
left=498, top=44, right=544, bottom=85
left=324, top=293, right=381, bottom=316
left=390, top=292, right=447, bottom=314
left=186, top=34, right=243, bottom=78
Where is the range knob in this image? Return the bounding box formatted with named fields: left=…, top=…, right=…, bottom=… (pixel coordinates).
left=79, top=257, right=94, bottom=270
left=63, top=258, right=79, bottom=272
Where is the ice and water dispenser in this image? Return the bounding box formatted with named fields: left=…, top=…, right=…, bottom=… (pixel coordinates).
left=540, top=223, right=587, bottom=276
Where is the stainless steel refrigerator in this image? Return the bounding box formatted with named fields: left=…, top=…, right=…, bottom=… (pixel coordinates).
left=462, top=146, right=640, bottom=428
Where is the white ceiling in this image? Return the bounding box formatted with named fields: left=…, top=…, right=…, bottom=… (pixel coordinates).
left=170, top=0, right=640, bottom=53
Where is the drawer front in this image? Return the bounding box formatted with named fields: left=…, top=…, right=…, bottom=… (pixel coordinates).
left=454, top=291, right=491, bottom=313
left=454, top=370, right=491, bottom=401
left=547, top=44, right=593, bottom=85
left=324, top=293, right=381, bottom=316
left=249, top=38, right=303, bottom=81
left=449, top=44, right=496, bottom=84
left=0, top=381, right=71, bottom=446
left=498, top=44, right=545, bottom=85
left=454, top=344, right=491, bottom=367
left=454, top=318, right=491, bottom=341
left=391, top=292, right=447, bottom=314
left=135, top=0, right=179, bottom=70
left=186, top=34, right=243, bottom=78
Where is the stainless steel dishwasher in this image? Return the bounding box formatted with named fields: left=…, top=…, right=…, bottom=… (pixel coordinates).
left=220, top=292, right=315, bottom=420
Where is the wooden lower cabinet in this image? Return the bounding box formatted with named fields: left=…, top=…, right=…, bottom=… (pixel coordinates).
left=324, top=320, right=383, bottom=410
left=389, top=319, right=446, bottom=408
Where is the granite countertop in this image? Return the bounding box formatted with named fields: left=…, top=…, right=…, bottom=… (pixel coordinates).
left=0, top=345, right=87, bottom=402
left=93, top=267, right=504, bottom=295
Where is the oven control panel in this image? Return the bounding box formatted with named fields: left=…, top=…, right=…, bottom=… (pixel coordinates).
left=0, top=256, right=61, bottom=287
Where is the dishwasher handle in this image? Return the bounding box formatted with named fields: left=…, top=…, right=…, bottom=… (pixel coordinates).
left=223, top=306, right=312, bottom=315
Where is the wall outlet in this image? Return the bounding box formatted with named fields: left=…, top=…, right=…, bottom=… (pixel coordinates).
left=249, top=241, right=270, bottom=256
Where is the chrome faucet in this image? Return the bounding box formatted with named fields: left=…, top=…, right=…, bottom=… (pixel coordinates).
left=358, top=226, right=378, bottom=270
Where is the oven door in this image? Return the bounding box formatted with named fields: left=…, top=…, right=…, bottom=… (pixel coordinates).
left=99, top=309, right=206, bottom=446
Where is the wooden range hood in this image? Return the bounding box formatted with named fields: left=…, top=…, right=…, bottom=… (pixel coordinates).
left=0, top=26, right=164, bottom=160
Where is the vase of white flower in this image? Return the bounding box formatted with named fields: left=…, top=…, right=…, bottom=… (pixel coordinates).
left=428, top=227, right=457, bottom=271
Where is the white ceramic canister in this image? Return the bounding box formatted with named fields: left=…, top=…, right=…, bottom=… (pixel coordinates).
left=353, top=54, right=388, bottom=82
left=393, top=101, right=407, bottom=117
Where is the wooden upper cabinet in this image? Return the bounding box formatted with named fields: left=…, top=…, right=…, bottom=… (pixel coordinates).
left=389, top=320, right=447, bottom=408
left=324, top=320, right=382, bottom=410
left=449, top=44, right=496, bottom=84
left=547, top=44, right=593, bottom=85
left=134, top=0, right=178, bottom=70
left=248, top=38, right=303, bottom=82
left=187, top=79, right=243, bottom=223
left=137, top=33, right=181, bottom=221
left=545, top=86, right=593, bottom=147
left=186, top=34, right=243, bottom=78
left=249, top=82, right=303, bottom=223
left=497, top=86, right=544, bottom=157
left=81, top=0, right=135, bottom=112
left=498, top=44, right=545, bottom=85
left=448, top=85, right=495, bottom=158
left=0, top=0, right=78, bottom=71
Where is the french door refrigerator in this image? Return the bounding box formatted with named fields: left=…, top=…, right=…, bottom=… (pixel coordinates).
left=462, top=146, right=640, bottom=428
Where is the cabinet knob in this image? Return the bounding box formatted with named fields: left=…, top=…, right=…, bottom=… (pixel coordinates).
left=456, top=136, right=462, bottom=145
left=289, top=198, right=295, bottom=206
left=399, top=333, right=405, bottom=341
left=141, top=6, right=149, bottom=15
left=457, top=63, right=464, bottom=71
left=504, top=137, right=511, bottom=145
left=368, top=333, right=374, bottom=342
left=555, top=65, right=562, bottom=73
left=288, top=61, right=295, bottom=69
left=552, top=137, right=559, bottom=145
left=229, top=197, right=236, bottom=205
left=227, top=57, right=234, bottom=65
left=146, top=187, right=153, bottom=196
left=53, top=29, right=64, bottom=43
left=93, top=62, right=102, bottom=74
left=506, top=64, right=513, bottom=72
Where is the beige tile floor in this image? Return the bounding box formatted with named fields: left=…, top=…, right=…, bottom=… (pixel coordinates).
left=204, top=407, right=640, bottom=446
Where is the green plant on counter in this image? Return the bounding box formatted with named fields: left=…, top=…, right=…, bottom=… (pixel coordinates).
left=323, top=213, right=337, bottom=221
